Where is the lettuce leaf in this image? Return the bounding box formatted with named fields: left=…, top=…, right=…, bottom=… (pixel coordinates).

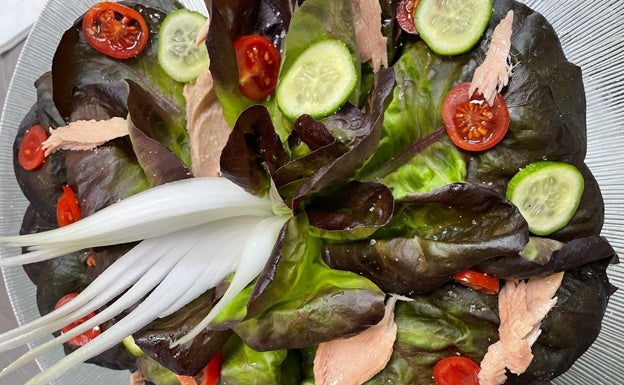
left=220, top=336, right=300, bottom=385
left=65, top=146, right=150, bottom=216
left=479, top=236, right=617, bottom=279
left=219, top=105, right=289, bottom=196
left=507, top=258, right=616, bottom=384
left=206, top=0, right=296, bottom=129
left=278, top=68, right=395, bottom=209
left=356, top=41, right=468, bottom=197
left=13, top=103, right=65, bottom=223
left=231, top=215, right=385, bottom=351
left=133, top=291, right=232, bottom=376
left=366, top=283, right=499, bottom=385
left=365, top=258, right=615, bottom=385
left=323, top=183, right=529, bottom=294
left=126, top=80, right=192, bottom=183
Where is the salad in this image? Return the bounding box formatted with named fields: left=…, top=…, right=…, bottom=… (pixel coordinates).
left=0, top=0, right=619, bottom=384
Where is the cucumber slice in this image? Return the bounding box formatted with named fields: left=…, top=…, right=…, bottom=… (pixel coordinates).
left=122, top=335, right=144, bottom=356
left=158, top=9, right=209, bottom=83
left=506, top=161, right=584, bottom=236
left=276, top=39, right=357, bottom=120
left=414, top=0, right=492, bottom=56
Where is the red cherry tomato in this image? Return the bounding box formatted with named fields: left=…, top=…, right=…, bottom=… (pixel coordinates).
left=233, top=35, right=281, bottom=100
left=396, top=0, right=419, bottom=34
left=442, top=82, right=510, bottom=152
left=18, top=125, right=48, bottom=171
left=56, top=185, right=82, bottom=227
left=54, top=292, right=101, bottom=346
left=177, top=351, right=222, bottom=385
left=453, top=269, right=500, bottom=295
left=82, top=2, right=149, bottom=59
left=198, top=351, right=222, bottom=385
left=433, top=356, right=480, bottom=385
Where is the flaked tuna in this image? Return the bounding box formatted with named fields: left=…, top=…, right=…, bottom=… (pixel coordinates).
left=42, top=117, right=129, bottom=156
left=352, top=0, right=388, bottom=73
left=183, top=67, right=231, bottom=177
left=478, top=272, right=565, bottom=385
left=470, top=11, right=514, bottom=106
left=313, top=296, right=398, bottom=385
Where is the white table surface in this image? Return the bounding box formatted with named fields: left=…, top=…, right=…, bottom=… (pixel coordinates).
left=0, top=38, right=41, bottom=385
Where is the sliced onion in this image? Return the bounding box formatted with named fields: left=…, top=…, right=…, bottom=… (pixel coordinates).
left=0, top=176, right=291, bottom=385
left=0, top=216, right=283, bottom=382
left=0, top=238, right=168, bottom=348
left=1, top=177, right=272, bottom=252
left=158, top=220, right=252, bottom=317
left=0, top=232, right=191, bottom=376
left=174, top=215, right=288, bottom=346
left=0, top=245, right=83, bottom=267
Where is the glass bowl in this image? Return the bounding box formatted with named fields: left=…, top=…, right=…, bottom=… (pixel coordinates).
left=1, top=1, right=623, bottom=384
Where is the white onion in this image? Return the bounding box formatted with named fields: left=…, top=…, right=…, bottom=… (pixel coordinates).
left=1, top=177, right=272, bottom=252
left=174, top=214, right=288, bottom=346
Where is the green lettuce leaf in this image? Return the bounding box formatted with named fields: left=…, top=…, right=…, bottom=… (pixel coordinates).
left=356, top=41, right=468, bottom=197
left=231, top=215, right=386, bottom=351
left=220, top=336, right=299, bottom=385
left=366, top=283, right=499, bottom=385
left=136, top=355, right=180, bottom=385
left=379, top=140, right=467, bottom=198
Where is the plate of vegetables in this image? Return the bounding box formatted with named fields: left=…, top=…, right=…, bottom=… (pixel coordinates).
left=1, top=0, right=623, bottom=384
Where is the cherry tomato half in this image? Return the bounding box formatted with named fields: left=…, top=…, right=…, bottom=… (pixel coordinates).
left=82, top=2, right=149, bottom=59
left=442, top=82, right=510, bottom=152
left=57, top=185, right=82, bottom=227
left=54, top=292, right=101, bottom=346
left=18, top=125, right=48, bottom=171
left=396, top=0, right=419, bottom=35
left=233, top=35, right=281, bottom=100
left=453, top=269, right=500, bottom=295
left=177, top=351, right=222, bottom=385
left=433, top=356, right=480, bottom=385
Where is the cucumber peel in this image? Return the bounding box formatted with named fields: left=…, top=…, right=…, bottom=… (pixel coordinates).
left=414, top=0, right=492, bottom=56
left=158, top=8, right=209, bottom=83
left=506, top=161, right=584, bottom=236
left=122, top=335, right=144, bottom=356
left=276, top=39, right=357, bottom=120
